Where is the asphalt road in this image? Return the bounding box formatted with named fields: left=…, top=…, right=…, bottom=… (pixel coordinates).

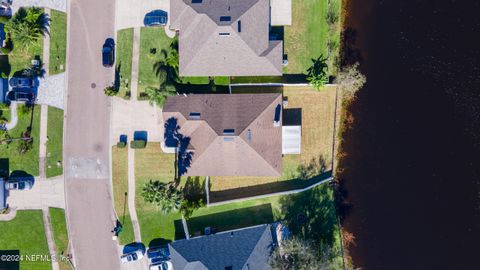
left=64, top=0, right=120, bottom=269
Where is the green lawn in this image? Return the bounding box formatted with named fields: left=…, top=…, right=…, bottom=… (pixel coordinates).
left=0, top=210, right=51, bottom=270
left=116, top=28, right=134, bottom=99
left=283, top=0, right=328, bottom=74
left=0, top=105, right=40, bottom=177
left=134, top=143, right=183, bottom=246
left=49, top=10, right=67, bottom=75
left=46, top=107, right=63, bottom=178
left=111, top=146, right=135, bottom=245
left=138, top=27, right=173, bottom=95
left=49, top=208, right=71, bottom=270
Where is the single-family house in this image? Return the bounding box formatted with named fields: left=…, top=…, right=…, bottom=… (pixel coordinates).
left=169, top=0, right=291, bottom=77
left=168, top=224, right=275, bottom=270
left=162, top=94, right=283, bottom=176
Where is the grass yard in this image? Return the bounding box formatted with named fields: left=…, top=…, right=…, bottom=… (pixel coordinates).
left=210, top=86, right=337, bottom=201
left=46, top=107, right=63, bottom=178
left=0, top=105, right=41, bottom=177
left=190, top=184, right=343, bottom=268
left=111, top=146, right=135, bottom=245
left=49, top=10, right=67, bottom=75
left=138, top=27, right=173, bottom=95
left=283, top=0, right=328, bottom=74
left=49, top=208, right=71, bottom=270
left=134, top=143, right=184, bottom=246
left=0, top=210, right=51, bottom=270
left=116, top=28, right=134, bottom=99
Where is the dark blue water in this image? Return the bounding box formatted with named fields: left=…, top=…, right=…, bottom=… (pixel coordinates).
left=340, top=0, right=480, bottom=269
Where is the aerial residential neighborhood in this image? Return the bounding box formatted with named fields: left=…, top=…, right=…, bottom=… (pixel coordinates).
left=0, top=0, right=355, bottom=269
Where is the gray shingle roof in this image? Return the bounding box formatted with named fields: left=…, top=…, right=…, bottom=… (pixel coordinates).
left=163, top=94, right=283, bottom=176
left=170, top=0, right=283, bottom=76
left=169, top=224, right=274, bottom=270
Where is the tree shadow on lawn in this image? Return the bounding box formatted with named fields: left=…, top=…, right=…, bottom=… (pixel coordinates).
left=186, top=204, right=274, bottom=237
left=279, top=185, right=338, bottom=246
left=148, top=220, right=185, bottom=248
left=210, top=170, right=332, bottom=203
left=0, top=158, right=9, bottom=178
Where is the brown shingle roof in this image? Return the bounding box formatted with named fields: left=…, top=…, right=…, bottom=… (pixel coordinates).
left=163, top=94, right=283, bottom=176
left=170, top=0, right=283, bottom=76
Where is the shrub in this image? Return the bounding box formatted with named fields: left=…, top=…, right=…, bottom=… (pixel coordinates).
left=130, top=140, right=146, bottom=149
left=104, top=85, right=118, bottom=96
left=138, top=92, right=150, bottom=101
left=17, top=138, right=33, bottom=154
left=117, top=141, right=126, bottom=148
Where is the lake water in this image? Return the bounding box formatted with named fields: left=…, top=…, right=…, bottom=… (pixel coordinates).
left=340, top=0, right=480, bottom=269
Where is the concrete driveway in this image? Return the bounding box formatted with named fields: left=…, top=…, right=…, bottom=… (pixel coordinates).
left=6, top=176, right=65, bottom=209
left=11, top=0, right=67, bottom=12
left=116, top=0, right=175, bottom=37
left=111, top=98, right=164, bottom=146
left=64, top=0, right=120, bottom=269
left=37, top=73, right=66, bottom=109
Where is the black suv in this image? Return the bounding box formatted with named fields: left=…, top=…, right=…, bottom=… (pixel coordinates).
left=102, top=38, right=115, bottom=67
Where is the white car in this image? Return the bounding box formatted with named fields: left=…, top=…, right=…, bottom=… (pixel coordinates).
left=120, top=250, right=144, bottom=264
left=4, top=179, right=33, bottom=190
left=150, top=261, right=173, bottom=270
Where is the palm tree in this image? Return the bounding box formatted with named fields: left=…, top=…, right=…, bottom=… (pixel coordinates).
left=8, top=7, right=50, bottom=49
left=153, top=38, right=180, bottom=84
left=145, top=83, right=176, bottom=107
left=306, top=56, right=328, bottom=90
left=141, top=180, right=183, bottom=214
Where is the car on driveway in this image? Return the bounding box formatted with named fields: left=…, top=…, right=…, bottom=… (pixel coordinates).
left=147, top=246, right=170, bottom=260
left=120, top=249, right=144, bottom=264
left=9, top=77, right=37, bottom=88
left=5, top=178, right=33, bottom=190
left=149, top=261, right=173, bottom=270
left=6, top=90, right=34, bottom=102
left=144, top=10, right=168, bottom=27
left=102, top=38, right=115, bottom=67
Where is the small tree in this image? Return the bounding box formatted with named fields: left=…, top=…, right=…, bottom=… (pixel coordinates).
left=104, top=85, right=118, bottom=96
left=306, top=56, right=328, bottom=90
left=141, top=180, right=183, bottom=214
left=180, top=198, right=205, bottom=220
left=17, top=138, right=33, bottom=154
left=334, top=62, right=366, bottom=103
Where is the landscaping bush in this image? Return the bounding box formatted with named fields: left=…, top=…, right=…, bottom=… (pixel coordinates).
left=104, top=85, right=119, bottom=96
left=138, top=92, right=150, bottom=101
left=117, top=141, right=126, bottom=148
left=130, top=140, right=146, bottom=149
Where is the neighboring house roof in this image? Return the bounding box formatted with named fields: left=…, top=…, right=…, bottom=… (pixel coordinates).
left=163, top=94, right=283, bottom=176
left=169, top=224, right=274, bottom=270
left=170, top=0, right=283, bottom=76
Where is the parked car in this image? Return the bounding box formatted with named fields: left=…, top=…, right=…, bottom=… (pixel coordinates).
left=147, top=246, right=170, bottom=260
left=144, top=10, right=168, bottom=27
left=9, top=77, right=37, bottom=88
left=144, top=15, right=167, bottom=26
left=120, top=250, right=144, bottom=264
left=4, top=179, right=33, bottom=191
left=6, top=90, right=34, bottom=102
left=102, top=38, right=115, bottom=67
left=149, top=261, right=173, bottom=270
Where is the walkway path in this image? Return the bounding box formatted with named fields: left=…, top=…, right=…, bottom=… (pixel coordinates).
left=4, top=102, right=18, bottom=130
left=125, top=28, right=142, bottom=243
left=43, top=8, right=51, bottom=75
left=42, top=208, right=60, bottom=270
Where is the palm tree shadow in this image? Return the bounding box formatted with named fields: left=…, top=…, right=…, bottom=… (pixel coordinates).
left=163, top=117, right=193, bottom=178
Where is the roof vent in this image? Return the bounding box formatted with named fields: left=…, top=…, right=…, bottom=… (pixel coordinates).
left=219, top=32, right=230, bottom=36
left=220, top=16, right=231, bottom=22
left=191, top=0, right=202, bottom=3
left=223, top=129, right=235, bottom=135
left=274, top=104, right=281, bottom=127
left=237, top=20, right=241, bottom=32
left=189, top=112, right=201, bottom=119
left=225, top=267, right=233, bottom=270
left=246, top=129, right=251, bottom=142
left=223, top=137, right=234, bottom=142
